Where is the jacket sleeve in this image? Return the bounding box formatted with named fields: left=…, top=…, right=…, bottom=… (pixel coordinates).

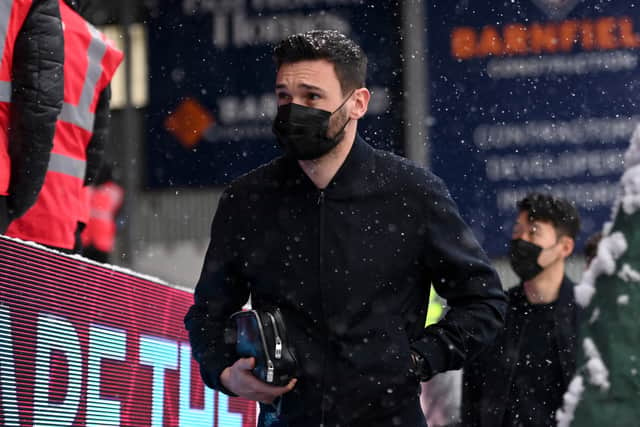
left=84, top=85, right=111, bottom=185
left=7, top=0, right=64, bottom=219
left=184, top=188, right=250, bottom=394
left=410, top=174, right=507, bottom=379
left=460, top=357, right=485, bottom=426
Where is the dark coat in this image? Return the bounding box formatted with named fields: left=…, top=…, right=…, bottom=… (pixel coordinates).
left=2, top=0, right=64, bottom=226
left=84, top=84, right=112, bottom=186
left=461, top=276, right=580, bottom=427
left=185, top=136, right=507, bottom=426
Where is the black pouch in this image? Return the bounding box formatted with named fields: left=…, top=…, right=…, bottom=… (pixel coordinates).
left=228, top=307, right=298, bottom=387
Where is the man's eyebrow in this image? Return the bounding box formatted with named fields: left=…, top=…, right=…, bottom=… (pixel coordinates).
left=299, top=83, right=326, bottom=93
left=275, top=83, right=326, bottom=93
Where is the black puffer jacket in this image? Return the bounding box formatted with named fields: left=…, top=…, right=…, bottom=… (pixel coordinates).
left=185, top=136, right=507, bottom=426
left=1, top=0, right=64, bottom=229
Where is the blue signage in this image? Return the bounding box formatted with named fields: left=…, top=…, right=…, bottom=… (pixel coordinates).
left=146, top=0, right=402, bottom=189
left=427, top=0, right=640, bottom=256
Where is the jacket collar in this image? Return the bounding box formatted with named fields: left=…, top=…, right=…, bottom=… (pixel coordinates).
left=557, top=274, right=576, bottom=307
left=511, top=275, right=578, bottom=382
left=283, top=134, right=377, bottom=199
left=512, top=274, right=575, bottom=309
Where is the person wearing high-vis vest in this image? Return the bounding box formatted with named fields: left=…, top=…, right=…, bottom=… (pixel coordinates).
left=81, top=164, right=124, bottom=263
left=6, top=0, right=123, bottom=251
left=0, top=0, right=64, bottom=233
left=421, top=288, right=463, bottom=427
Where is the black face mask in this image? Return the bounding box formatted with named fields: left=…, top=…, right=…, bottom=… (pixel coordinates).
left=272, top=92, right=353, bottom=160
left=509, top=239, right=544, bottom=282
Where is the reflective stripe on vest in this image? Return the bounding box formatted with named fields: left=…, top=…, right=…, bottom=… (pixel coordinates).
left=58, top=25, right=107, bottom=132
left=0, top=1, right=36, bottom=102
left=90, top=183, right=123, bottom=219
left=0, top=0, right=14, bottom=102
left=89, top=208, right=113, bottom=221
left=101, top=184, right=124, bottom=204
left=0, top=0, right=12, bottom=64
left=47, top=152, right=86, bottom=179
left=0, top=80, right=10, bottom=102
left=0, top=0, right=34, bottom=196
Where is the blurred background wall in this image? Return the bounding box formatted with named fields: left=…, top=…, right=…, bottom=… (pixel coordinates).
left=91, top=0, right=627, bottom=288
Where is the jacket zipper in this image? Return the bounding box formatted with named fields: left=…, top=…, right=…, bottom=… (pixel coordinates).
left=248, top=310, right=276, bottom=383
left=317, top=190, right=328, bottom=427
left=498, top=318, right=528, bottom=425
left=267, top=310, right=285, bottom=416
left=266, top=311, right=283, bottom=359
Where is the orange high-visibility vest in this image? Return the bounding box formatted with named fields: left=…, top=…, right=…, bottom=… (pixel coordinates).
left=81, top=181, right=123, bottom=252
left=0, top=0, right=34, bottom=196
left=6, top=1, right=123, bottom=249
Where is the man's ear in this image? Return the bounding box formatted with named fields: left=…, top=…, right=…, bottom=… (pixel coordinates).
left=349, top=87, right=370, bottom=120
left=559, top=235, right=575, bottom=258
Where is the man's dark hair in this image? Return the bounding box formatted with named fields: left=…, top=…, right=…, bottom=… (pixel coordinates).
left=517, top=193, right=580, bottom=239
left=273, top=30, right=368, bottom=94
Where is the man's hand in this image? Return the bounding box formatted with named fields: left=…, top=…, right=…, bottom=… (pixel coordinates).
left=220, top=357, right=297, bottom=404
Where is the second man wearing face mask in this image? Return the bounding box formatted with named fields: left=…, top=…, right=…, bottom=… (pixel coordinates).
left=461, top=193, right=581, bottom=427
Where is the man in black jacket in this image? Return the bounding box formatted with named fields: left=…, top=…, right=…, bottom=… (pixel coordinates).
left=461, top=193, right=581, bottom=427
left=0, top=0, right=64, bottom=232
left=185, top=30, right=507, bottom=427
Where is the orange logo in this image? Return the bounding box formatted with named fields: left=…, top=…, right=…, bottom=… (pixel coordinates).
left=164, top=98, right=215, bottom=149
left=451, top=16, right=640, bottom=60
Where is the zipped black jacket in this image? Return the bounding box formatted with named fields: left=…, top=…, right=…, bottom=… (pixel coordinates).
left=185, top=136, right=507, bottom=426
left=461, top=276, right=580, bottom=427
